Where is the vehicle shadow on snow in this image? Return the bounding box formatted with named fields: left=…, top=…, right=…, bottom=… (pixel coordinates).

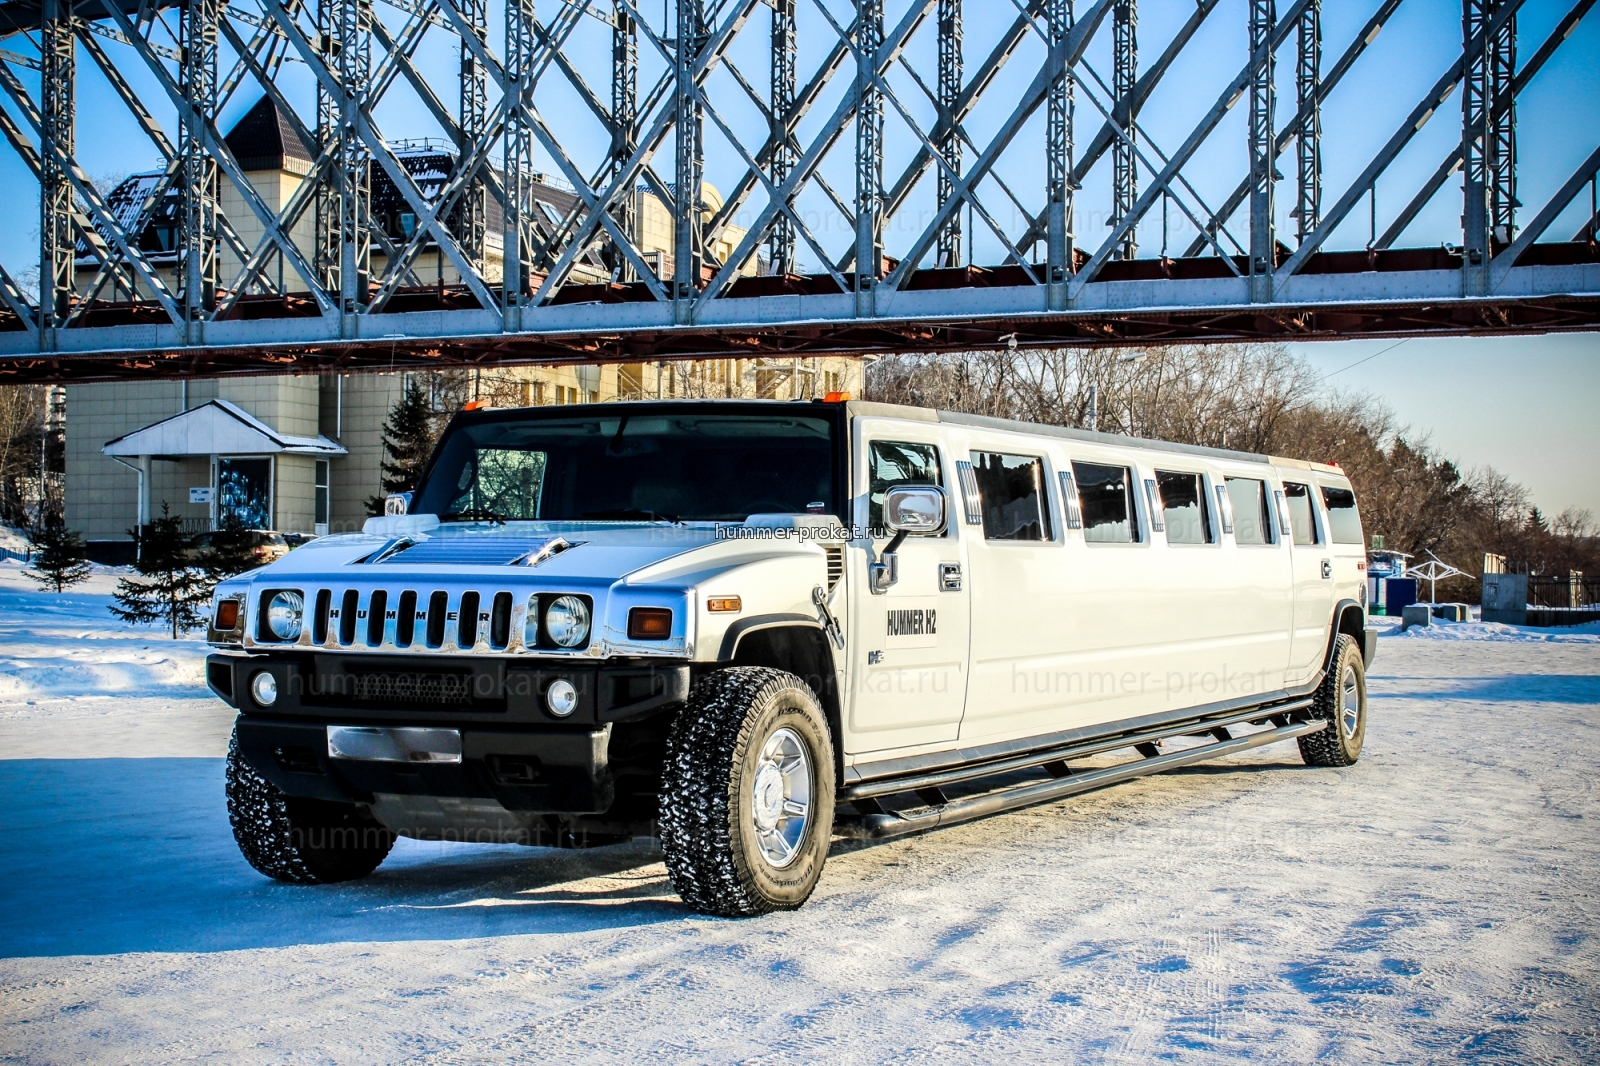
left=3, top=748, right=1332, bottom=958
left=0, top=757, right=689, bottom=959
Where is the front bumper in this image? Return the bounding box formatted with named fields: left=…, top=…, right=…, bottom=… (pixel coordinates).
left=207, top=652, right=690, bottom=727
left=235, top=716, right=617, bottom=817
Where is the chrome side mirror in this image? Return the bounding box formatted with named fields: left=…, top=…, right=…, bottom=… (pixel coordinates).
left=385, top=492, right=413, bottom=517
left=871, top=486, right=947, bottom=593
left=885, top=485, right=947, bottom=535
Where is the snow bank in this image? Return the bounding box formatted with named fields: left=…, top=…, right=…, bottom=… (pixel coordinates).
left=0, top=559, right=209, bottom=703
left=1382, top=614, right=1600, bottom=644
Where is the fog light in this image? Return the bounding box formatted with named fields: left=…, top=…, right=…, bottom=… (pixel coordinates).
left=545, top=678, right=578, bottom=717
left=250, top=670, right=278, bottom=707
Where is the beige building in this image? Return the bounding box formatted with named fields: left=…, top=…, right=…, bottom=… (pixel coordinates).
left=66, top=97, right=861, bottom=559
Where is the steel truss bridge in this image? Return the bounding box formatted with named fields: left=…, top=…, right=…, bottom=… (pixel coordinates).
left=0, top=0, right=1597, bottom=382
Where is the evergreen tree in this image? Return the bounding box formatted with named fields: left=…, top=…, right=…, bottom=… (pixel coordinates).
left=366, top=377, right=439, bottom=515
left=202, top=510, right=262, bottom=580
left=110, top=504, right=210, bottom=639
left=25, top=516, right=91, bottom=592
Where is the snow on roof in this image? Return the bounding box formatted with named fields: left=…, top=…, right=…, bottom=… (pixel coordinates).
left=101, top=399, right=348, bottom=459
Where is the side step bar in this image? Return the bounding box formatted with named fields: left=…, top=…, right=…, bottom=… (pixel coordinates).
left=835, top=717, right=1327, bottom=842
left=843, top=697, right=1316, bottom=802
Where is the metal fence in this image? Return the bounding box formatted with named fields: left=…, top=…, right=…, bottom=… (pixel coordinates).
left=1525, top=574, right=1598, bottom=610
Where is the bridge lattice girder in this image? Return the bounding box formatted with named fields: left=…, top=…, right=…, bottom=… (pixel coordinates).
left=0, top=0, right=1595, bottom=382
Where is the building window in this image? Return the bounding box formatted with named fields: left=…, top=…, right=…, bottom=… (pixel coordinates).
left=218, top=458, right=272, bottom=530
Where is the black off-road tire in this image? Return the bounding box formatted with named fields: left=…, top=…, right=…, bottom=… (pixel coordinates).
left=659, top=667, right=836, bottom=917
left=1299, top=633, right=1367, bottom=767
left=225, top=728, right=396, bottom=884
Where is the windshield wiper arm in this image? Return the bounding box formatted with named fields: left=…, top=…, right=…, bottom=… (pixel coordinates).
left=441, top=509, right=508, bottom=524
left=582, top=508, right=682, bottom=523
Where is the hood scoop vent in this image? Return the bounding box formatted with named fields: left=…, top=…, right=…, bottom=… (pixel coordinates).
left=365, top=536, right=583, bottom=567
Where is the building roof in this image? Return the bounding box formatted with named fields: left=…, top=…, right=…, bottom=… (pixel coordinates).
left=102, top=399, right=348, bottom=459
left=224, top=94, right=314, bottom=174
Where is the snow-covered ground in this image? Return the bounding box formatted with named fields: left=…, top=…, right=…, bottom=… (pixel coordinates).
left=1, top=562, right=1596, bottom=1064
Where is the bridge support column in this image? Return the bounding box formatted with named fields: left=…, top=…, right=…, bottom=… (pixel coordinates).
left=1488, top=3, right=1517, bottom=247
left=335, top=0, right=372, bottom=331
left=1248, top=0, right=1276, bottom=303
left=674, top=0, right=705, bottom=324
left=180, top=0, right=220, bottom=343
left=935, top=0, right=962, bottom=268
left=503, top=0, right=535, bottom=329
left=611, top=4, right=638, bottom=283
left=769, top=0, right=796, bottom=276
left=39, top=0, right=76, bottom=348
left=1111, top=0, right=1136, bottom=261
left=1045, top=0, right=1075, bottom=311
left=854, top=0, right=884, bottom=317
left=1462, top=0, right=1499, bottom=296
left=458, top=0, right=488, bottom=275
left=1293, top=0, right=1320, bottom=245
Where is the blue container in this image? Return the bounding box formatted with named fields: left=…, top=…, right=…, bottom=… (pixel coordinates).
left=1385, top=578, right=1418, bottom=614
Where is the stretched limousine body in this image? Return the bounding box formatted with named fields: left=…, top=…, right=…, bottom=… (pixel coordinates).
left=208, top=399, right=1374, bottom=915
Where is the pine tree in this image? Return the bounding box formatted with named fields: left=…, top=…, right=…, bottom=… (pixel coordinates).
left=202, top=510, right=262, bottom=580
left=366, top=377, right=439, bottom=515
left=25, top=515, right=91, bottom=592
left=110, top=504, right=211, bottom=639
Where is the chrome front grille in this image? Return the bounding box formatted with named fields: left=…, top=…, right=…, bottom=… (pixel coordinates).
left=274, top=584, right=563, bottom=655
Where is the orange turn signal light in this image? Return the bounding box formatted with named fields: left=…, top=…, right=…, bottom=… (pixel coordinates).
left=214, top=599, right=240, bottom=631
left=706, top=596, right=742, bottom=613
left=823, top=391, right=851, bottom=403
left=628, top=607, right=674, bottom=640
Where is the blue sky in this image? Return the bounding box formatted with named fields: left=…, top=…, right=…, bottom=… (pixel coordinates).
left=0, top=0, right=1595, bottom=512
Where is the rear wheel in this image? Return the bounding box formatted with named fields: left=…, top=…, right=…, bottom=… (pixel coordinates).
left=659, top=667, right=836, bottom=916
left=1299, top=633, right=1367, bottom=767
left=225, top=728, right=395, bottom=883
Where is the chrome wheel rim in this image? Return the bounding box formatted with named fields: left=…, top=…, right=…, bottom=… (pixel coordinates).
left=750, top=727, right=812, bottom=869
left=1340, top=665, right=1362, bottom=741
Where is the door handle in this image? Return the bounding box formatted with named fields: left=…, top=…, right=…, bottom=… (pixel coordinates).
left=939, top=562, right=962, bottom=591
left=1320, top=559, right=1332, bottom=580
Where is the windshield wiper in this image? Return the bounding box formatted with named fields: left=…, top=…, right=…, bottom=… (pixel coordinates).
left=441, top=509, right=508, bottom=524
left=582, top=508, right=682, bottom=523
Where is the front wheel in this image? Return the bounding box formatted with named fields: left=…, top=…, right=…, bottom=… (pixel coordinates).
left=225, top=728, right=395, bottom=883
left=1299, top=633, right=1367, bottom=767
left=659, top=667, right=836, bottom=917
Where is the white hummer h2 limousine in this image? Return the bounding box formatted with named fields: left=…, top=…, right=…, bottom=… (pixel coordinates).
left=208, top=398, right=1376, bottom=916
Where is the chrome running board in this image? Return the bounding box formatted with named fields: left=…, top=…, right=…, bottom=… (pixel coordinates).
left=835, top=712, right=1325, bottom=842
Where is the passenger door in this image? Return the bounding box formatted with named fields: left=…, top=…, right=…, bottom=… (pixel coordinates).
left=1280, top=480, right=1333, bottom=682
left=846, top=435, right=971, bottom=753
left=957, top=448, right=1065, bottom=741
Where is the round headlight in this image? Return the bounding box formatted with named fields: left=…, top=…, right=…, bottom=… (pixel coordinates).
left=544, top=595, right=590, bottom=648
left=545, top=678, right=578, bottom=717
left=250, top=670, right=278, bottom=707
left=266, top=591, right=304, bottom=641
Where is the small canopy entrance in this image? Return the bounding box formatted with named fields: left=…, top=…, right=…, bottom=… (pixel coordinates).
left=103, top=399, right=346, bottom=531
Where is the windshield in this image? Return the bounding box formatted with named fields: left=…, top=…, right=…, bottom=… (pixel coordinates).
left=412, top=410, right=839, bottom=522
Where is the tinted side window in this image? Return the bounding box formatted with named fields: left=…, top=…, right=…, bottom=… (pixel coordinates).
left=1322, top=486, right=1363, bottom=544
left=869, top=441, right=942, bottom=532
left=1073, top=461, right=1139, bottom=544
left=1226, top=477, right=1272, bottom=545
left=1156, top=471, right=1210, bottom=545
left=1283, top=482, right=1318, bottom=545
left=972, top=452, right=1050, bottom=541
